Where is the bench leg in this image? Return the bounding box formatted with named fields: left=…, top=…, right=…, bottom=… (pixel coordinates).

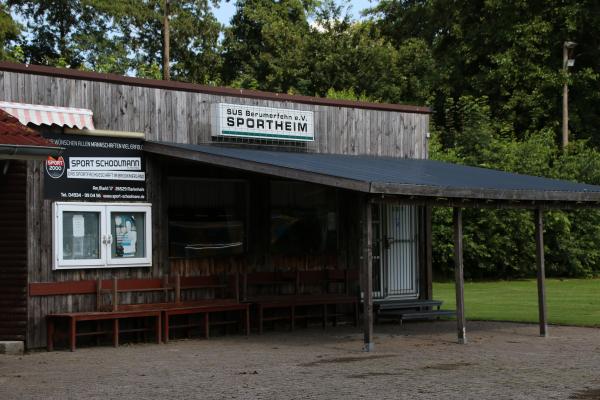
left=69, top=318, right=76, bottom=352
left=96, top=321, right=101, bottom=346
left=322, top=304, right=327, bottom=329
left=332, top=304, right=337, bottom=327
left=354, top=302, right=359, bottom=327
left=258, top=306, right=263, bottom=335
left=245, top=307, right=250, bottom=337
left=47, top=318, right=54, bottom=352
left=164, top=313, right=170, bottom=344
left=113, top=319, right=119, bottom=347
left=290, top=306, right=295, bottom=331
left=204, top=313, right=210, bottom=339
left=156, top=314, right=162, bottom=344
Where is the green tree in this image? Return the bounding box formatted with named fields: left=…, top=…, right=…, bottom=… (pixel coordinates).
left=6, top=0, right=125, bottom=70
left=431, top=95, right=600, bottom=279
left=371, top=0, right=600, bottom=145
left=0, top=2, right=21, bottom=61
left=104, top=0, right=223, bottom=84
left=307, top=0, right=437, bottom=104
left=7, top=0, right=222, bottom=82
left=222, top=0, right=314, bottom=93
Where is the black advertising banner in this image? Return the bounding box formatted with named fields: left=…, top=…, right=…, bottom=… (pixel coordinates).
left=42, top=131, right=146, bottom=201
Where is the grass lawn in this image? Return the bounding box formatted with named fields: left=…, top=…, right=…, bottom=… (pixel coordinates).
left=433, top=279, right=600, bottom=327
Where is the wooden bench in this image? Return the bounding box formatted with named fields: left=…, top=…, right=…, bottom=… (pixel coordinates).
left=46, top=310, right=162, bottom=352
left=162, top=300, right=250, bottom=343
left=34, top=274, right=248, bottom=351
left=252, top=295, right=359, bottom=334
left=96, top=274, right=239, bottom=311
left=243, top=270, right=360, bottom=333
left=375, top=299, right=455, bottom=324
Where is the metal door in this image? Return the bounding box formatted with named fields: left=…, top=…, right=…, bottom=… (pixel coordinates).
left=381, top=204, right=419, bottom=299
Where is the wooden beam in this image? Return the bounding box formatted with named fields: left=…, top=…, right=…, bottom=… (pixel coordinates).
left=375, top=195, right=600, bottom=210
left=453, top=208, right=467, bottom=344
left=535, top=208, right=548, bottom=337
left=371, top=182, right=600, bottom=203
left=361, top=197, right=374, bottom=352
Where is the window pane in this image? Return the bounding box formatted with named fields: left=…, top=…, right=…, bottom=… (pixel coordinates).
left=270, top=182, right=338, bottom=255
left=62, top=211, right=101, bottom=260
left=111, top=212, right=146, bottom=258
left=168, top=179, right=246, bottom=258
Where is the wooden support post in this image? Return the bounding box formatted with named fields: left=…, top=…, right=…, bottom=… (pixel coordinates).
left=535, top=208, right=548, bottom=337
left=361, top=198, right=374, bottom=352
left=453, top=208, right=467, bottom=344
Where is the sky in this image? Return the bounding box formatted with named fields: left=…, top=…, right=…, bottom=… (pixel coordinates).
left=211, top=0, right=378, bottom=26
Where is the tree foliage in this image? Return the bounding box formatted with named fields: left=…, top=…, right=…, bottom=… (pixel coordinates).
left=222, top=0, right=314, bottom=92
left=371, top=0, right=600, bottom=144
left=431, top=96, right=600, bottom=279
left=0, top=2, right=20, bottom=60
left=5, top=0, right=222, bottom=82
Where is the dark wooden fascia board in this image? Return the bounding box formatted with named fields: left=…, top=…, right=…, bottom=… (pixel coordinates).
left=374, top=195, right=600, bottom=210
left=0, top=61, right=431, bottom=114
left=370, top=182, right=600, bottom=204
left=143, top=142, right=372, bottom=193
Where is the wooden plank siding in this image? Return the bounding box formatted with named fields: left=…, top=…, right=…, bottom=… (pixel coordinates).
left=0, top=71, right=429, bottom=157
left=0, top=160, right=27, bottom=341
left=0, top=70, right=429, bottom=349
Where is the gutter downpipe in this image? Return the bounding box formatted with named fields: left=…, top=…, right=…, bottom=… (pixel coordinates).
left=0, top=144, right=64, bottom=160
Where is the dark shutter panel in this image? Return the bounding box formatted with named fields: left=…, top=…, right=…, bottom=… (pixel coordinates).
left=0, top=160, right=27, bottom=341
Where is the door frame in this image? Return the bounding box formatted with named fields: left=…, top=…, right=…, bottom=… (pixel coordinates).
left=372, top=203, right=420, bottom=300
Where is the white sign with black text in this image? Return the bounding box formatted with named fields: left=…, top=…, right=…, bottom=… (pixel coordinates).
left=211, top=103, right=314, bottom=142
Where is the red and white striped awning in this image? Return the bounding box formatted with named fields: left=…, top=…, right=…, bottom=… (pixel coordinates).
left=0, top=101, right=95, bottom=130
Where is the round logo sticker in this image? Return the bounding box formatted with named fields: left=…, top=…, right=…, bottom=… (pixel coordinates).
left=45, top=156, right=65, bottom=179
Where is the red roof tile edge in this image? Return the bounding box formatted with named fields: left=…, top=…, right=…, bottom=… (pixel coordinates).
left=0, top=108, right=60, bottom=147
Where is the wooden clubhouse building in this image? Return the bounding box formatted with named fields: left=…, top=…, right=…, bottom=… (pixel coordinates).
left=1, top=62, right=600, bottom=351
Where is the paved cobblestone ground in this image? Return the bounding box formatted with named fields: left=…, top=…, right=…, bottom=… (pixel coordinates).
left=1, top=321, right=599, bottom=400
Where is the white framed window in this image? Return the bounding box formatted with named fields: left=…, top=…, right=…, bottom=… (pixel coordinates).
left=53, top=202, right=152, bottom=269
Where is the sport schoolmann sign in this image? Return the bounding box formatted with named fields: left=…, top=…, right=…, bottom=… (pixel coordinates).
left=211, top=103, right=314, bottom=142
left=43, top=131, right=146, bottom=201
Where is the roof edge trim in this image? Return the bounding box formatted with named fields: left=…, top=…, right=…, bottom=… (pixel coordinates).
left=0, top=61, right=432, bottom=115
left=370, top=182, right=600, bottom=203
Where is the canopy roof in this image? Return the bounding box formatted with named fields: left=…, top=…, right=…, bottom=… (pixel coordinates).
left=144, top=142, right=600, bottom=206
left=0, top=101, right=95, bottom=130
